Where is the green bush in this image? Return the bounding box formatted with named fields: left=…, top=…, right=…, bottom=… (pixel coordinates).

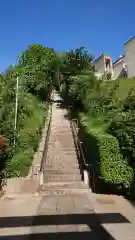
left=97, top=132, right=133, bottom=187
left=107, top=93, right=135, bottom=165
left=5, top=98, right=47, bottom=178
left=123, top=94, right=135, bottom=111
left=5, top=148, right=34, bottom=178
left=0, top=44, right=56, bottom=184
left=108, top=111, right=135, bottom=165
left=80, top=116, right=133, bottom=189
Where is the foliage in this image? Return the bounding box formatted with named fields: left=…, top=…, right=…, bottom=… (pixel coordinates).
left=123, top=93, right=135, bottom=111
left=0, top=44, right=55, bottom=185
left=19, top=44, right=59, bottom=100
left=59, top=47, right=94, bottom=98
left=5, top=99, right=47, bottom=178
left=80, top=115, right=133, bottom=190
left=106, top=72, right=112, bottom=80
left=103, top=77, right=135, bottom=99
left=68, top=71, right=97, bottom=109
left=101, top=72, right=112, bottom=81
left=98, top=133, right=133, bottom=188
left=59, top=47, right=94, bottom=77
left=108, top=94, right=135, bottom=167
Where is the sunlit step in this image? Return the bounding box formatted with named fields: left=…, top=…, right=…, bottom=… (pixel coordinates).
left=0, top=224, right=91, bottom=237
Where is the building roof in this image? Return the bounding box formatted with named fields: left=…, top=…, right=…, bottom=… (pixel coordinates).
left=93, top=54, right=104, bottom=64
left=93, top=54, right=112, bottom=64
left=113, top=55, right=124, bottom=66
left=124, top=36, right=135, bottom=46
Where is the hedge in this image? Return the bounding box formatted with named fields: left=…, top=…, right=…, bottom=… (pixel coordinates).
left=97, top=132, right=133, bottom=187
left=79, top=117, right=133, bottom=189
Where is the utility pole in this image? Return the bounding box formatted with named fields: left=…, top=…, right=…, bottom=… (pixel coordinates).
left=14, top=76, right=19, bottom=146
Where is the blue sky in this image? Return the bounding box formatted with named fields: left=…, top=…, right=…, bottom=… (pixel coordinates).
left=0, top=0, right=135, bottom=71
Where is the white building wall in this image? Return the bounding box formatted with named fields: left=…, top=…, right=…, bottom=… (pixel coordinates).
left=113, top=60, right=125, bottom=79
left=124, top=37, right=135, bottom=77
left=94, top=56, right=105, bottom=74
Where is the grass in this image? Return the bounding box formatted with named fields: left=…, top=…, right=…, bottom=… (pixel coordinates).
left=79, top=113, right=108, bottom=134
left=80, top=77, right=135, bottom=133
left=6, top=95, right=48, bottom=177
left=103, top=77, right=135, bottom=99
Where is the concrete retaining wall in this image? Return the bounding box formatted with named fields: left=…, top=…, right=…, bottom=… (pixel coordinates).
left=28, top=103, right=52, bottom=177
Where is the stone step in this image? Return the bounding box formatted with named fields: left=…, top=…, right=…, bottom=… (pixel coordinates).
left=46, top=156, right=78, bottom=166
left=49, top=135, right=75, bottom=143
left=39, top=181, right=88, bottom=195
left=40, top=181, right=88, bottom=190
left=44, top=174, right=82, bottom=182
left=47, top=147, right=76, bottom=151
left=43, top=168, right=80, bottom=174
left=44, top=164, right=80, bottom=171
left=46, top=153, right=78, bottom=160
left=45, top=158, right=79, bottom=164
left=45, top=157, right=79, bottom=166
left=39, top=188, right=88, bottom=196
left=48, top=133, right=72, bottom=138
left=61, top=150, right=77, bottom=155
left=46, top=151, right=77, bottom=157
left=48, top=143, right=75, bottom=149
left=45, top=158, right=79, bottom=165
left=51, top=128, right=71, bottom=131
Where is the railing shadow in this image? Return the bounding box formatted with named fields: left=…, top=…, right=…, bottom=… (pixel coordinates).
left=0, top=212, right=130, bottom=239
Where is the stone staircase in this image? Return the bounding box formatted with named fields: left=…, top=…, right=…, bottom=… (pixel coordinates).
left=39, top=97, right=88, bottom=196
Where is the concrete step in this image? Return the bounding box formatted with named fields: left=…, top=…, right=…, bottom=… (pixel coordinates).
left=43, top=168, right=80, bottom=174
left=61, top=150, right=77, bottom=155
left=45, top=158, right=79, bottom=166
left=48, top=143, right=75, bottom=149
left=44, top=174, right=81, bottom=182
left=39, top=181, right=88, bottom=195
left=40, top=181, right=88, bottom=190
left=39, top=188, right=88, bottom=196
left=46, top=152, right=77, bottom=159
left=46, top=153, right=78, bottom=159
left=46, top=154, right=78, bottom=161
left=45, top=163, right=80, bottom=169
left=46, top=157, right=78, bottom=165
left=51, top=128, right=71, bottom=131
left=47, top=147, right=76, bottom=152
left=45, top=160, right=79, bottom=166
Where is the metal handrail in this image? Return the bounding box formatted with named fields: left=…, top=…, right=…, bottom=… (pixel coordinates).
left=71, top=118, right=96, bottom=191
left=71, top=118, right=91, bottom=169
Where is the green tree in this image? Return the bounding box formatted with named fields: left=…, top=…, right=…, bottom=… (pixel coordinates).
left=19, top=44, right=59, bottom=100
left=58, top=46, right=94, bottom=100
